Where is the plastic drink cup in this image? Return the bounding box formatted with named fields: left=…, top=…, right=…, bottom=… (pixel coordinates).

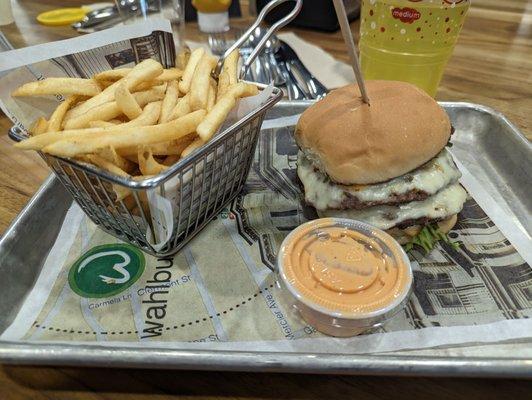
left=359, top=0, right=470, bottom=96
left=114, top=0, right=186, bottom=50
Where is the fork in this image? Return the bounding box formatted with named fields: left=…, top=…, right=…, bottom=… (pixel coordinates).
left=212, top=0, right=303, bottom=81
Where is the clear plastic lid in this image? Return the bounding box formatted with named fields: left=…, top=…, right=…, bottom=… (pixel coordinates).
left=277, top=218, right=412, bottom=321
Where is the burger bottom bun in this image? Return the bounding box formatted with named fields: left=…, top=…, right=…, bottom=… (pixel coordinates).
left=387, top=214, right=458, bottom=245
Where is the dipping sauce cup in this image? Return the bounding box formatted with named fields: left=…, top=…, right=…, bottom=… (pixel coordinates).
left=277, top=218, right=413, bottom=337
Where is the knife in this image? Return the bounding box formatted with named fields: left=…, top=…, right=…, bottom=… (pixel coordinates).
left=275, top=58, right=308, bottom=100
left=275, top=41, right=328, bottom=100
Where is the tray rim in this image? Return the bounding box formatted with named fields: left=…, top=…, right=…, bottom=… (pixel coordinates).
left=0, top=101, right=530, bottom=377
left=0, top=340, right=531, bottom=378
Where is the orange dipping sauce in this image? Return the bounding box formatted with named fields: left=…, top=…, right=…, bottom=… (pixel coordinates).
left=278, top=218, right=412, bottom=336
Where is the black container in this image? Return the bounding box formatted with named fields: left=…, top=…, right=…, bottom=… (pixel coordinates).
left=256, top=0, right=360, bottom=32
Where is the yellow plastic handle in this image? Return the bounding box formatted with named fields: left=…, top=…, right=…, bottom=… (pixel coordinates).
left=37, top=7, right=90, bottom=26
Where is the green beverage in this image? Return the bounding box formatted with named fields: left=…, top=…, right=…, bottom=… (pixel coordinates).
left=359, top=0, right=470, bottom=96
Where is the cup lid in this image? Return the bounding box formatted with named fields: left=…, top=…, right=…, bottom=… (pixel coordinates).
left=277, top=218, right=413, bottom=320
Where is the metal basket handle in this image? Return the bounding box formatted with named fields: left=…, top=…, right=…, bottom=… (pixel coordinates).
left=213, top=0, right=303, bottom=79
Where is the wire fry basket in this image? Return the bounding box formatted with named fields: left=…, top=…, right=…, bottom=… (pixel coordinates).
left=9, top=86, right=283, bottom=256
left=8, top=0, right=301, bottom=256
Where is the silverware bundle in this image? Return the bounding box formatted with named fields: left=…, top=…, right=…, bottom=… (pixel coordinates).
left=209, top=27, right=328, bottom=100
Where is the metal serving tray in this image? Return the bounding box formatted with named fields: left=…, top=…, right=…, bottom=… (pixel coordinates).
left=0, top=102, right=530, bottom=377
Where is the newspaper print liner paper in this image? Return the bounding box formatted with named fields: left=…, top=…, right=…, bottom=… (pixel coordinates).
left=0, top=18, right=275, bottom=250
left=1, top=118, right=531, bottom=355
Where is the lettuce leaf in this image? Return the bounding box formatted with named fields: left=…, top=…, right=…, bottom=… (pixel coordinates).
left=404, top=223, right=460, bottom=254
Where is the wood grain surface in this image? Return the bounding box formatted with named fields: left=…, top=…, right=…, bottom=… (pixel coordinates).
left=0, top=0, right=531, bottom=398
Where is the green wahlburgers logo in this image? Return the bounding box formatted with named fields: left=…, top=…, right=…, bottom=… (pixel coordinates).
left=68, top=244, right=145, bottom=298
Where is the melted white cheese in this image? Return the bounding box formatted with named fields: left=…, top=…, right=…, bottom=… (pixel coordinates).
left=318, top=183, right=467, bottom=230
left=298, top=149, right=461, bottom=211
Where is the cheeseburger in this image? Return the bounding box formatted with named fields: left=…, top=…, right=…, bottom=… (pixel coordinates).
left=295, top=80, right=467, bottom=246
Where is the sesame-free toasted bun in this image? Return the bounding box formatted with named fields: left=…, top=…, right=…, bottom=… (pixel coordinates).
left=295, top=81, right=451, bottom=185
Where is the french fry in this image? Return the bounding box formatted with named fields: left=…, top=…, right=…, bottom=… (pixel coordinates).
left=47, top=95, right=79, bottom=132
left=12, top=78, right=101, bottom=97
left=84, top=102, right=161, bottom=131
left=98, top=146, right=135, bottom=173
left=97, top=80, right=115, bottom=89
left=133, top=81, right=167, bottom=94
left=88, top=120, right=118, bottom=128
left=190, top=54, right=217, bottom=111
left=95, top=67, right=182, bottom=83
left=179, top=47, right=205, bottom=94
left=217, top=49, right=239, bottom=98
left=29, top=117, right=48, bottom=136
left=64, top=87, right=165, bottom=129
left=138, top=146, right=168, bottom=175
left=167, top=93, right=190, bottom=121
left=135, top=189, right=152, bottom=217
left=119, top=185, right=152, bottom=211
left=171, top=135, right=197, bottom=155
left=153, top=135, right=195, bottom=155
left=121, top=101, right=162, bottom=127
left=123, top=154, right=139, bottom=163
left=155, top=68, right=183, bottom=83
left=17, top=127, right=103, bottom=150
left=133, top=85, right=167, bottom=104
left=114, top=186, right=132, bottom=202
left=181, top=137, right=204, bottom=158
left=196, top=83, right=258, bottom=142
left=84, top=154, right=132, bottom=200
left=133, top=81, right=156, bottom=92
left=41, top=110, right=206, bottom=157
left=225, top=49, right=240, bottom=85
left=93, top=69, right=131, bottom=81
left=227, top=82, right=259, bottom=98
left=86, top=154, right=130, bottom=177
left=64, top=102, right=121, bottom=129
left=217, top=70, right=231, bottom=100
left=176, top=49, right=190, bottom=70
left=117, top=135, right=194, bottom=157
left=120, top=194, right=137, bottom=212
left=68, top=59, right=164, bottom=119
left=161, top=154, right=181, bottom=166
left=159, top=80, right=179, bottom=123
left=115, top=81, right=142, bottom=119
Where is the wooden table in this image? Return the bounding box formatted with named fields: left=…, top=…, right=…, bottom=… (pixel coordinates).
left=1, top=0, right=531, bottom=398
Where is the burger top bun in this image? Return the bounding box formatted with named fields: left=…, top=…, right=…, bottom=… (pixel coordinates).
left=295, top=80, right=452, bottom=185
